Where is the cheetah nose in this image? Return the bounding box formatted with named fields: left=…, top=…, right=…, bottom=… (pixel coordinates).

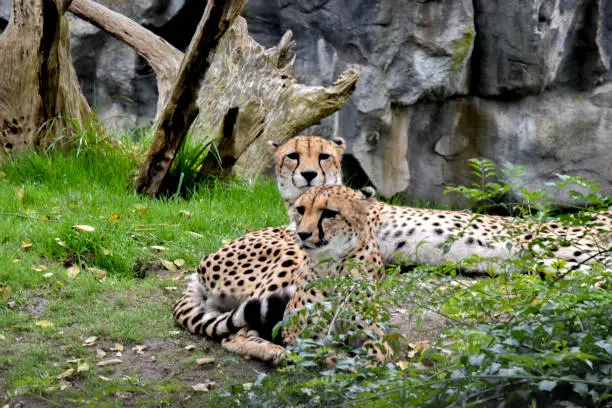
left=301, top=171, right=317, bottom=183
left=297, top=231, right=312, bottom=241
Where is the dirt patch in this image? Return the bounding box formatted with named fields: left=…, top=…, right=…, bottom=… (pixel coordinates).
left=5, top=395, right=59, bottom=408
left=136, top=262, right=187, bottom=281
left=92, top=336, right=269, bottom=385
left=390, top=307, right=447, bottom=343
left=20, top=296, right=47, bottom=317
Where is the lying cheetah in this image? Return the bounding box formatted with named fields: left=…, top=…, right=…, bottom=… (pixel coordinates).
left=173, top=185, right=386, bottom=363
left=377, top=206, right=611, bottom=272
left=270, top=137, right=611, bottom=273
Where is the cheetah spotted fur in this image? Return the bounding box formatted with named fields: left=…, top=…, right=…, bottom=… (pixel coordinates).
left=173, top=185, right=387, bottom=364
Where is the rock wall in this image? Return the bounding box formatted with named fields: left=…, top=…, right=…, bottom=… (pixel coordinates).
left=1, top=0, right=610, bottom=205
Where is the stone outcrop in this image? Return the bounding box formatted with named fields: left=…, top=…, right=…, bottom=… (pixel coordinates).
left=1, top=0, right=610, bottom=205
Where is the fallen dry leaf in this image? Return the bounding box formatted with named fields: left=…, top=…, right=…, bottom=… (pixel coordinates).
left=16, top=185, right=24, bottom=202
left=77, top=360, right=90, bottom=372
left=163, top=286, right=178, bottom=292
left=110, top=343, right=124, bottom=352
left=0, top=334, right=6, bottom=341
left=43, top=272, right=54, bottom=279
left=192, top=381, right=216, bottom=392
left=96, top=349, right=107, bottom=358
left=108, top=214, right=120, bottom=221
left=406, top=342, right=429, bottom=359
left=132, top=345, right=147, bottom=354
left=173, top=259, right=185, bottom=268
left=196, top=357, right=216, bottom=366
left=396, top=361, right=410, bottom=370
left=180, top=210, right=191, bottom=219
left=21, top=240, right=32, bottom=250
left=83, top=336, right=98, bottom=346
left=184, top=345, right=195, bottom=351
left=66, top=265, right=81, bottom=279
left=187, top=231, right=203, bottom=238
left=99, top=375, right=112, bottom=381
left=12, top=258, right=21, bottom=263
left=57, top=368, right=75, bottom=379
left=87, top=267, right=108, bottom=282
left=60, top=345, right=72, bottom=351
left=103, top=247, right=114, bottom=256
left=31, top=264, right=47, bottom=272
left=55, top=238, right=66, bottom=247
left=97, top=358, right=123, bottom=367
left=150, top=245, right=167, bottom=252
left=72, top=225, right=96, bottom=233
left=1, top=285, right=11, bottom=300
left=132, top=205, right=149, bottom=215
left=35, top=320, right=53, bottom=328
left=59, top=381, right=71, bottom=391
left=160, top=259, right=177, bottom=271
left=7, top=301, right=15, bottom=308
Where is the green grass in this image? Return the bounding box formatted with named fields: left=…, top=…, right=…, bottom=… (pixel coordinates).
left=0, top=145, right=286, bottom=405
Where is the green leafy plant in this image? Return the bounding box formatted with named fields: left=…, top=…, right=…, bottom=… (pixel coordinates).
left=164, top=134, right=220, bottom=198
left=224, top=160, right=611, bottom=407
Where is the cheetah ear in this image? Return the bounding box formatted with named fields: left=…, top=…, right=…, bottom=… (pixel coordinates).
left=267, top=140, right=280, bottom=152
left=359, top=186, right=376, bottom=199
left=330, top=137, right=346, bottom=153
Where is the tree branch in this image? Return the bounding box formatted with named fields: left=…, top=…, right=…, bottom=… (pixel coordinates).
left=133, top=0, right=247, bottom=196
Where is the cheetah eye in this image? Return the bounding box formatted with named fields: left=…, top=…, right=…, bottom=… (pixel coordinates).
left=287, top=152, right=299, bottom=160
left=321, top=209, right=339, bottom=219
left=319, top=153, right=330, bottom=160
left=295, top=206, right=305, bottom=215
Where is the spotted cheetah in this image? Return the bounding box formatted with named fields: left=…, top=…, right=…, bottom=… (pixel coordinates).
left=173, top=185, right=386, bottom=364
left=269, top=136, right=611, bottom=272
left=268, top=135, right=345, bottom=212
left=377, top=206, right=611, bottom=272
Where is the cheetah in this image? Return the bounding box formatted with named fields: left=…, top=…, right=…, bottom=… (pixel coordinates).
left=173, top=185, right=387, bottom=364
left=268, top=135, right=345, bottom=213
left=268, top=136, right=611, bottom=272
left=376, top=206, right=611, bottom=273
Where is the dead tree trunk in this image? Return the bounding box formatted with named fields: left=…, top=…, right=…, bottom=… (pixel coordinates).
left=68, top=0, right=359, bottom=195
left=132, top=0, right=247, bottom=196
left=0, top=0, right=93, bottom=153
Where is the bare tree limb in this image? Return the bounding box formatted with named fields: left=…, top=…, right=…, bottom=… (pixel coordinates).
left=68, top=0, right=182, bottom=114
left=133, top=0, right=247, bottom=196
left=68, top=0, right=360, bottom=191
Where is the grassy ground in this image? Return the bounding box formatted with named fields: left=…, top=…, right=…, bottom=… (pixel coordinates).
left=0, top=146, right=287, bottom=406
left=2, top=143, right=609, bottom=407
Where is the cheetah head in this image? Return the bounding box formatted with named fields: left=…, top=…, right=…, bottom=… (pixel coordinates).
left=291, top=185, right=377, bottom=261
left=268, top=136, right=345, bottom=204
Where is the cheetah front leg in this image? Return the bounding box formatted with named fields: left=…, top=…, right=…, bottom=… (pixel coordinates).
left=221, top=328, right=286, bottom=366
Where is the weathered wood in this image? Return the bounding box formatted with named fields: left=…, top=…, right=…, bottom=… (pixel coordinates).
left=0, top=0, right=92, bottom=153
left=68, top=0, right=182, bottom=118
left=191, top=21, right=360, bottom=178
left=133, top=0, right=247, bottom=196
left=69, top=0, right=359, bottom=193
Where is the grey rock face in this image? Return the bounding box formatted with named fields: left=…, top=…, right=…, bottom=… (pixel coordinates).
left=268, top=0, right=612, bottom=203
left=473, top=0, right=610, bottom=96
left=272, top=0, right=475, bottom=196
left=0, top=0, right=10, bottom=31
left=401, top=87, right=612, bottom=207
left=67, top=0, right=196, bottom=129
left=1, top=0, right=610, bottom=205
